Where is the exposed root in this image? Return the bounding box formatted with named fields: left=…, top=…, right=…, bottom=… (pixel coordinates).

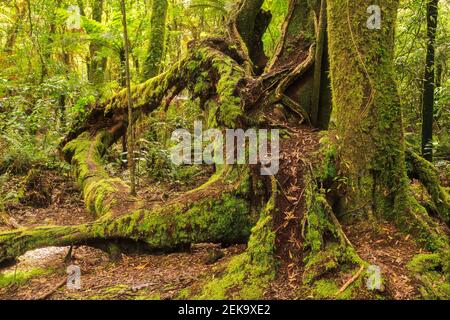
left=395, top=189, right=448, bottom=252
left=336, top=265, right=364, bottom=295
left=274, top=44, right=315, bottom=102
left=36, top=278, right=66, bottom=300
left=0, top=168, right=255, bottom=264
left=299, top=142, right=367, bottom=285
left=405, top=147, right=449, bottom=225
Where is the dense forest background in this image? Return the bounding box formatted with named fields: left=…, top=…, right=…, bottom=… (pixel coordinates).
left=0, top=0, right=449, bottom=300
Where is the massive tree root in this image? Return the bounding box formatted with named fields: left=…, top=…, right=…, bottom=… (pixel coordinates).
left=0, top=166, right=254, bottom=263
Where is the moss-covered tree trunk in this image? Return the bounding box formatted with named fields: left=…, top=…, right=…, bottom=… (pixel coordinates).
left=328, top=0, right=405, bottom=216
left=327, top=0, right=447, bottom=247
left=142, top=0, right=168, bottom=80
left=230, top=0, right=271, bottom=75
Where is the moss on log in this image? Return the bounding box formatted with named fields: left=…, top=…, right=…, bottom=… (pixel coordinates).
left=63, top=131, right=137, bottom=218
left=0, top=41, right=259, bottom=263
left=60, top=42, right=249, bottom=219
left=198, top=177, right=277, bottom=299
left=0, top=169, right=255, bottom=264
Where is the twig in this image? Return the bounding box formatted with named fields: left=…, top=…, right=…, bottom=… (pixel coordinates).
left=336, top=265, right=364, bottom=296
left=36, top=278, right=66, bottom=300
left=130, top=282, right=157, bottom=292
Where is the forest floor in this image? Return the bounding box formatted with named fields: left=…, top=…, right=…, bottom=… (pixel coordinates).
left=0, top=168, right=431, bottom=300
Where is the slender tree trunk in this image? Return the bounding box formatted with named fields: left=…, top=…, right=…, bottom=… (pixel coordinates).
left=120, top=0, right=136, bottom=196
left=88, top=0, right=107, bottom=84
left=421, top=0, right=439, bottom=162
left=310, top=0, right=327, bottom=127
left=142, top=0, right=168, bottom=80
left=118, top=48, right=128, bottom=165
left=26, top=0, right=47, bottom=83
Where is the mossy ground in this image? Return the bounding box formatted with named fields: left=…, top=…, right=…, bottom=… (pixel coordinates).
left=0, top=267, right=55, bottom=289
left=407, top=252, right=450, bottom=299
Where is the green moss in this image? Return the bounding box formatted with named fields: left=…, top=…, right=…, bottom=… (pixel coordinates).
left=311, top=279, right=352, bottom=300
left=313, top=279, right=338, bottom=298
left=63, top=131, right=135, bottom=218
left=407, top=252, right=450, bottom=299
left=197, top=179, right=277, bottom=300
left=0, top=267, right=54, bottom=288
left=135, top=292, right=161, bottom=300
left=303, top=175, right=337, bottom=253
left=176, top=288, right=191, bottom=300
left=318, top=138, right=338, bottom=181
left=405, top=148, right=449, bottom=225
left=408, top=253, right=441, bottom=273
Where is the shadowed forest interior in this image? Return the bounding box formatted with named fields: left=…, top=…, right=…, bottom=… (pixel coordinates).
left=0, top=0, right=449, bottom=300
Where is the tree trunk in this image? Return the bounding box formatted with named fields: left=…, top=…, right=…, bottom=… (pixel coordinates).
left=3, top=1, right=26, bottom=54
left=421, top=0, right=439, bottom=162
left=88, top=0, right=107, bottom=85
left=328, top=0, right=403, bottom=215
left=230, top=0, right=272, bottom=75
left=120, top=0, right=136, bottom=196
left=142, top=0, right=169, bottom=80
